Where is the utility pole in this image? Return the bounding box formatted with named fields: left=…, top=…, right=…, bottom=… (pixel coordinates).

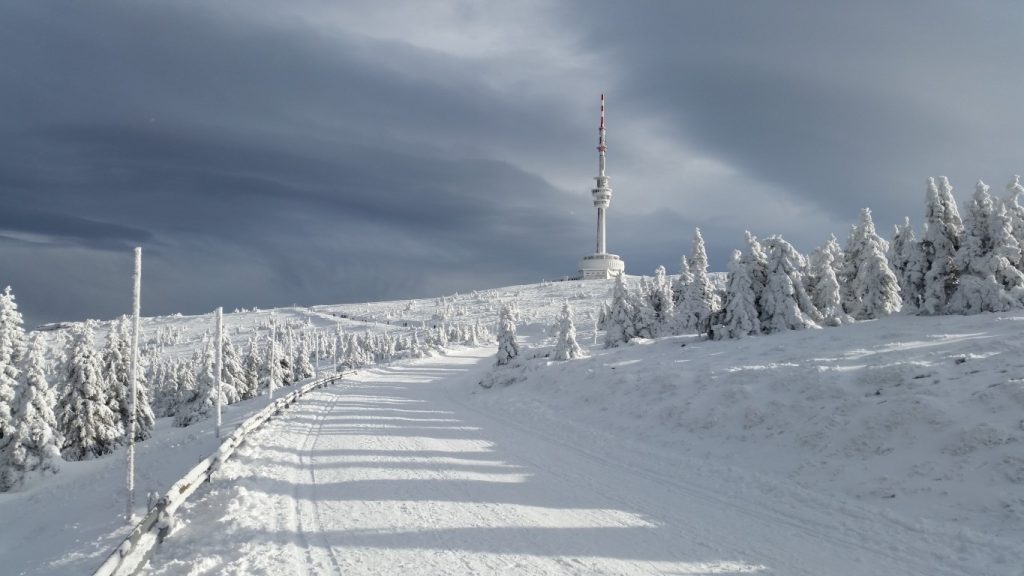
left=126, top=247, right=141, bottom=523
left=269, top=321, right=276, bottom=401
left=215, top=307, right=223, bottom=438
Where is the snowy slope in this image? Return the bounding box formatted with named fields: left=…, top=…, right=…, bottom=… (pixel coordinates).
left=2, top=277, right=1023, bottom=575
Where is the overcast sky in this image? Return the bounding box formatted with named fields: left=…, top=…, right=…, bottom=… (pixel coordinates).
left=3, top=1, right=1023, bottom=327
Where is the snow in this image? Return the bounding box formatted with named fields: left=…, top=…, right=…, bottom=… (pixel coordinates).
left=2, top=278, right=1024, bottom=575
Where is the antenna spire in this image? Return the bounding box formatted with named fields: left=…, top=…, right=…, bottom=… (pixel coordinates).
left=597, top=94, right=607, bottom=178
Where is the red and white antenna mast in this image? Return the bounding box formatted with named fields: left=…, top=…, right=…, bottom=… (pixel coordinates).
left=597, top=94, right=607, bottom=176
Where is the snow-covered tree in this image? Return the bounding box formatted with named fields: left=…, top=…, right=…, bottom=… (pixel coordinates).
left=948, top=181, right=1024, bottom=313
left=239, top=337, right=262, bottom=400
left=920, top=176, right=964, bottom=314
left=1004, top=175, right=1024, bottom=271
left=714, top=249, right=761, bottom=339
left=676, top=228, right=721, bottom=335
left=553, top=303, right=584, bottom=361
left=495, top=305, right=519, bottom=365
left=742, top=232, right=769, bottom=305
left=102, top=316, right=154, bottom=442
left=1, top=335, right=60, bottom=490
left=293, top=335, right=314, bottom=381
left=175, top=342, right=217, bottom=427
left=219, top=334, right=242, bottom=404
left=846, top=208, right=901, bottom=319
left=59, top=322, right=122, bottom=460
left=648, top=266, right=674, bottom=329
left=0, top=286, right=26, bottom=455
left=888, top=217, right=922, bottom=310
left=605, top=273, right=637, bottom=347
left=759, top=237, right=820, bottom=334
left=671, top=256, right=692, bottom=307
left=888, top=218, right=914, bottom=291
left=809, top=242, right=850, bottom=326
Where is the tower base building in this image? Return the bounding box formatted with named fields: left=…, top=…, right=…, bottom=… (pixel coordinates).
left=576, top=94, right=625, bottom=280
left=578, top=253, right=625, bottom=280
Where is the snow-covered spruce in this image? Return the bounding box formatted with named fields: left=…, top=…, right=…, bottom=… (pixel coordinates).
left=0, top=334, right=61, bottom=490
left=101, top=315, right=155, bottom=442
left=844, top=208, right=901, bottom=319
left=713, top=249, right=761, bottom=339
left=759, top=236, right=820, bottom=334
left=920, top=176, right=964, bottom=315
left=670, top=255, right=692, bottom=309
left=604, top=273, right=637, bottom=347
left=552, top=303, right=584, bottom=361
left=495, top=305, right=519, bottom=365
left=59, top=322, right=122, bottom=461
left=888, top=217, right=921, bottom=310
left=647, top=265, right=674, bottom=331
left=808, top=238, right=850, bottom=326
left=676, top=228, right=721, bottom=335
left=0, top=286, right=26, bottom=461
left=948, top=180, right=1024, bottom=313
left=1004, top=175, right=1024, bottom=271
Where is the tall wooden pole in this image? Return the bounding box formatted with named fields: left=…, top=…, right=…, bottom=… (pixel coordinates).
left=268, top=321, right=276, bottom=401
left=126, top=247, right=141, bottom=523
left=215, top=307, right=223, bottom=438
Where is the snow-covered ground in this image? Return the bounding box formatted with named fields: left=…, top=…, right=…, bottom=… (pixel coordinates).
left=3, top=278, right=1023, bottom=574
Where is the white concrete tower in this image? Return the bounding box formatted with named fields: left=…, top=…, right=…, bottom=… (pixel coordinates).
left=578, top=94, right=625, bottom=280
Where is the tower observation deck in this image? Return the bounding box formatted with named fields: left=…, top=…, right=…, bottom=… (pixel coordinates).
left=577, top=94, right=625, bottom=280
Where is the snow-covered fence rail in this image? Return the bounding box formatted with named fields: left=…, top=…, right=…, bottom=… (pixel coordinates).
left=92, top=371, right=356, bottom=576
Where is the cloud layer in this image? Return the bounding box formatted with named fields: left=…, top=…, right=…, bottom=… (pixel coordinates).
left=2, top=1, right=1022, bottom=326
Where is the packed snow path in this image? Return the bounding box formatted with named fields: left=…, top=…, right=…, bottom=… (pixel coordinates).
left=141, top=348, right=996, bottom=575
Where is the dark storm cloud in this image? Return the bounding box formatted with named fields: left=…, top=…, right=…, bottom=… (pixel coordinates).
left=572, top=0, right=1024, bottom=230
left=0, top=1, right=593, bottom=326
left=2, top=1, right=1022, bottom=326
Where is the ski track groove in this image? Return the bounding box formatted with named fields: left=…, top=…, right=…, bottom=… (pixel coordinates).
left=295, top=385, right=347, bottom=576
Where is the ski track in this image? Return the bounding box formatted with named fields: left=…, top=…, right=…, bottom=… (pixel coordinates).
left=139, top=347, right=1014, bottom=576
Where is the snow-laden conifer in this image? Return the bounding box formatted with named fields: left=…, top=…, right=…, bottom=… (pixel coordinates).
left=888, top=218, right=914, bottom=291
left=847, top=208, right=901, bottom=319
left=671, top=256, right=692, bottom=307
left=648, top=266, right=674, bottom=330
left=742, top=232, right=769, bottom=304
left=809, top=243, right=850, bottom=326
left=677, top=228, right=721, bottom=335
left=240, top=337, right=262, bottom=399
left=1, top=334, right=60, bottom=490
left=293, top=335, right=314, bottom=381
left=1004, top=175, right=1024, bottom=271
left=102, top=316, right=154, bottom=442
left=605, top=273, right=636, bottom=347
left=759, top=237, right=820, bottom=334
left=219, top=334, right=242, bottom=404
left=626, top=278, right=656, bottom=340
left=0, top=286, right=27, bottom=455
left=59, top=322, right=121, bottom=460
left=175, top=341, right=218, bottom=427
left=171, top=357, right=199, bottom=427
left=921, top=176, right=964, bottom=314
left=948, top=181, right=1024, bottom=313
left=715, top=249, right=761, bottom=339
left=553, top=303, right=584, bottom=361
left=495, top=305, right=519, bottom=365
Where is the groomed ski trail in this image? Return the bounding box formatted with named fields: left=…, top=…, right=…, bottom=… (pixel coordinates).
left=139, top=347, right=999, bottom=575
